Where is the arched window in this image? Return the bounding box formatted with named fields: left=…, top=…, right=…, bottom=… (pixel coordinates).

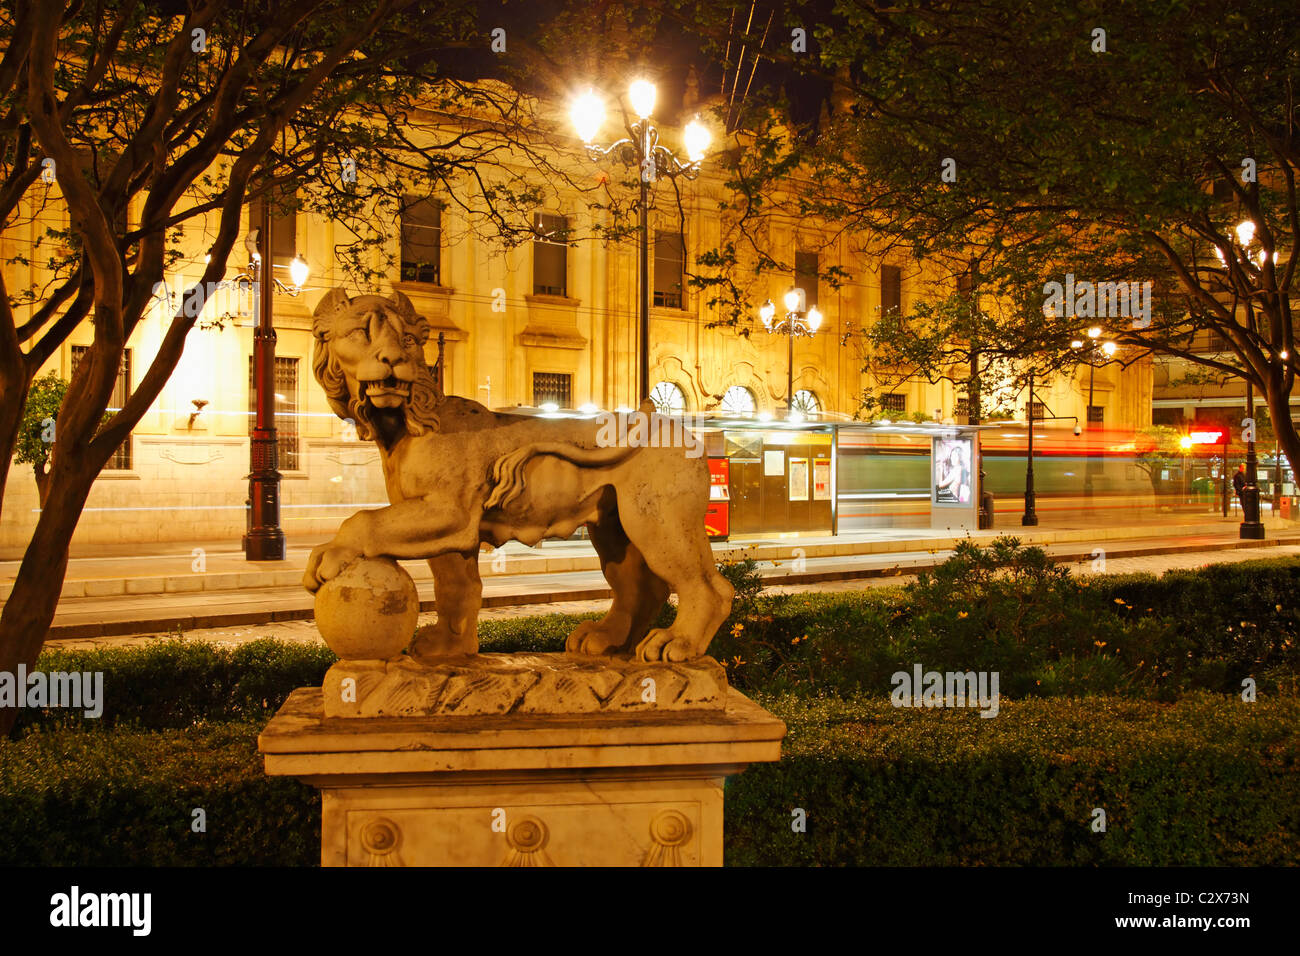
left=792, top=389, right=821, bottom=417
left=720, top=385, right=757, bottom=416
left=650, top=381, right=687, bottom=415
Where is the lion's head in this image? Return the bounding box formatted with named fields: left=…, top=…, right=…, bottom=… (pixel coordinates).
left=311, top=288, right=441, bottom=444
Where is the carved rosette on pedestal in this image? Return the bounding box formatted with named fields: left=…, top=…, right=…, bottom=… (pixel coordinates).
left=502, top=817, right=554, bottom=867
left=359, top=817, right=403, bottom=867
left=643, top=810, right=693, bottom=867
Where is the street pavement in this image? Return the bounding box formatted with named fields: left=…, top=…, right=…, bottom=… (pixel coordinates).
left=39, top=531, right=1300, bottom=650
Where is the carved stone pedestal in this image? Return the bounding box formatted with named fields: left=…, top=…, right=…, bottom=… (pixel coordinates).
left=259, top=656, right=785, bottom=867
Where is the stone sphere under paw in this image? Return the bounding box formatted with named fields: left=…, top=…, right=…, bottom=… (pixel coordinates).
left=314, top=557, right=418, bottom=660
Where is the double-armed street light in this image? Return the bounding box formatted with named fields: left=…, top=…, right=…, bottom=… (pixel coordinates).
left=759, top=288, right=822, bottom=415
left=571, top=80, right=710, bottom=402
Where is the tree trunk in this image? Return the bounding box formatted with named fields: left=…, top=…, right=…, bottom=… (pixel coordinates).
left=34, top=463, right=51, bottom=507
left=0, top=462, right=97, bottom=736
left=0, top=372, right=29, bottom=525
left=1263, top=381, right=1300, bottom=498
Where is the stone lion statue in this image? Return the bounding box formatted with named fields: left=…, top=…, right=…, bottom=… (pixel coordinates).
left=304, top=289, right=733, bottom=663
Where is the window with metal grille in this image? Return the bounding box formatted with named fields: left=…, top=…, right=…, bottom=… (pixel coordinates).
left=880, top=392, right=906, bottom=414
left=955, top=397, right=970, bottom=419
left=720, top=385, right=756, bottom=416
left=881, top=264, right=902, bottom=317
left=795, top=251, right=819, bottom=309
left=650, top=381, right=687, bottom=415
left=248, top=190, right=297, bottom=268
left=1088, top=405, right=1104, bottom=424
left=1025, top=401, right=1046, bottom=420
left=248, top=356, right=300, bottom=470
left=792, top=389, right=821, bottom=416
left=70, top=346, right=132, bottom=469
left=1207, top=331, right=1230, bottom=352
left=532, top=213, right=568, bottom=296
left=532, top=372, right=572, bottom=408
left=653, top=231, right=685, bottom=308
left=400, top=196, right=441, bottom=284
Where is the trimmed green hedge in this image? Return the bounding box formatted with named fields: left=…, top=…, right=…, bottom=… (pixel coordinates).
left=23, top=546, right=1300, bottom=732
left=22, top=640, right=336, bottom=731
left=3, top=693, right=1296, bottom=865
left=727, top=693, right=1300, bottom=866
left=18, top=612, right=600, bottom=732
left=708, top=544, right=1300, bottom=700
left=0, top=720, right=318, bottom=866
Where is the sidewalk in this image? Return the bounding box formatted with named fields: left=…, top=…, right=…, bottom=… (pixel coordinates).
left=24, top=522, right=1300, bottom=640
left=0, top=510, right=1276, bottom=602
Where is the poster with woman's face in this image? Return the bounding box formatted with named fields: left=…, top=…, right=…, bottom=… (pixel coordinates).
left=934, top=438, right=972, bottom=504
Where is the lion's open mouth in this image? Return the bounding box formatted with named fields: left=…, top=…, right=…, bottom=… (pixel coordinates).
left=361, top=375, right=412, bottom=401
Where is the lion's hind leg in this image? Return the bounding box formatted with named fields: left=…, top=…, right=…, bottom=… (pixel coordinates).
left=618, top=501, right=733, bottom=663
left=566, top=504, right=669, bottom=656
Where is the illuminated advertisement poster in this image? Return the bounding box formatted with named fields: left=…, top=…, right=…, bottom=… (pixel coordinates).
left=789, top=457, right=809, bottom=501
left=933, top=438, right=973, bottom=505
left=706, top=458, right=730, bottom=538
left=813, top=458, right=832, bottom=500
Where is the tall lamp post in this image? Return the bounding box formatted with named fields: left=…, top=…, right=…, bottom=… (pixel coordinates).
left=1180, top=435, right=1193, bottom=508
left=571, top=82, right=710, bottom=402
left=1219, top=219, right=1270, bottom=539
left=759, top=289, right=822, bottom=414
left=1241, top=379, right=1266, bottom=538
left=243, top=205, right=309, bottom=561
left=1023, top=370, right=1038, bottom=526
left=1071, top=329, right=1117, bottom=505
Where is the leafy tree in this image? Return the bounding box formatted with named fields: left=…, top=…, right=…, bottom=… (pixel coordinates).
left=675, top=0, right=1297, bottom=452
left=11, top=371, right=67, bottom=506
left=0, top=0, right=599, bottom=732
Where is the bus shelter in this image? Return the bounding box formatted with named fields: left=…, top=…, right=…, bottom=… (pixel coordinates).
left=505, top=405, right=986, bottom=538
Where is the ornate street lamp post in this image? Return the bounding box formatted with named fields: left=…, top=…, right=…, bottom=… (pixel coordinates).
left=572, top=82, right=710, bottom=401
left=243, top=204, right=309, bottom=561
left=1221, top=219, right=1269, bottom=539
left=1023, top=370, right=1038, bottom=526
left=1241, top=379, right=1266, bottom=538
left=759, top=288, right=821, bottom=414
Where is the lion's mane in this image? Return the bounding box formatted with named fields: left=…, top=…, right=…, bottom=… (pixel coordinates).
left=311, top=289, right=441, bottom=441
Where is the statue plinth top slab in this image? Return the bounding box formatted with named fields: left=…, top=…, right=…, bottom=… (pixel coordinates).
left=322, top=651, right=729, bottom=719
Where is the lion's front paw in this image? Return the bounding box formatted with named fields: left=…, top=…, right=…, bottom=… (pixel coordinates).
left=303, top=543, right=362, bottom=593
left=634, top=628, right=698, bottom=663
left=566, top=620, right=628, bottom=656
